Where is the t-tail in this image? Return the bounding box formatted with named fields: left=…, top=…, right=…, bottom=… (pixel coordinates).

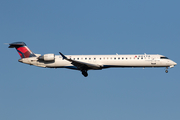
left=9, top=42, right=36, bottom=58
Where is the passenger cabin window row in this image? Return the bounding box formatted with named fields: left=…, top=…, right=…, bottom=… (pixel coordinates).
left=62, top=56, right=151, bottom=60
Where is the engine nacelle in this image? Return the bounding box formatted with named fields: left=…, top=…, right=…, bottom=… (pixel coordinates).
left=38, top=54, right=55, bottom=61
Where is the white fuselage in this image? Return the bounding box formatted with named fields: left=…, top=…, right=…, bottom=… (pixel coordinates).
left=19, top=54, right=177, bottom=70
left=9, top=42, right=177, bottom=77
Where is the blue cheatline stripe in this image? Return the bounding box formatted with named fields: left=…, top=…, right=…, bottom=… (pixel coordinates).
left=65, top=66, right=78, bottom=70
left=17, top=50, right=25, bottom=58
left=29, top=53, right=36, bottom=57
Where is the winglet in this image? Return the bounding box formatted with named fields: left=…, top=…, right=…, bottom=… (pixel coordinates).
left=59, top=52, right=67, bottom=59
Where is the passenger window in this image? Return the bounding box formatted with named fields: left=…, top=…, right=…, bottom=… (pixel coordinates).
left=94, top=58, right=96, bottom=60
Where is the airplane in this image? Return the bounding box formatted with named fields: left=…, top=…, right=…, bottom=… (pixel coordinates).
left=8, top=42, right=177, bottom=77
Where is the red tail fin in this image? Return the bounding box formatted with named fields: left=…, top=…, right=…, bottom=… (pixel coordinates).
left=9, top=42, right=36, bottom=58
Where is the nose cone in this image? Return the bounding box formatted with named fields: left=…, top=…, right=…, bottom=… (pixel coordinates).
left=174, top=62, right=177, bottom=66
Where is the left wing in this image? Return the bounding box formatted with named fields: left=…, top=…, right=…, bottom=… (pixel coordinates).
left=59, top=52, right=102, bottom=70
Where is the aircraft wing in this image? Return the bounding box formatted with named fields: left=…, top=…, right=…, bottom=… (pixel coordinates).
left=59, top=52, right=101, bottom=70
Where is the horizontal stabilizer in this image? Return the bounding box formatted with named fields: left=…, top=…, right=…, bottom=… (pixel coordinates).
left=9, top=42, right=27, bottom=48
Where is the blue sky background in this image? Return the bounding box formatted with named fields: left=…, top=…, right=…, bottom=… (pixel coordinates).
left=1, top=0, right=180, bottom=120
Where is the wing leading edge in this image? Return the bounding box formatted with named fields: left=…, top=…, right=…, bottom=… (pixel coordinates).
left=59, top=52, right=102, bottom=77
left=59, top=52, right=102, bottom=70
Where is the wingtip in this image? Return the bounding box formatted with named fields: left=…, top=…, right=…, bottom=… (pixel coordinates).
left=59, top=52, right=67, bottom=59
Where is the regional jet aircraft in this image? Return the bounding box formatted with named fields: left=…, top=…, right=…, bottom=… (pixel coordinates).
left=8, top=42, right=177, bottom=77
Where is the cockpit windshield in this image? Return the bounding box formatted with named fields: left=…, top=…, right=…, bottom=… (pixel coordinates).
left=160, top=57, right=169, bottom=59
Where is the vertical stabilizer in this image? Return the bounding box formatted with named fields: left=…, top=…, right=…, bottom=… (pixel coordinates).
left=9, top=42, right=36, bottom=58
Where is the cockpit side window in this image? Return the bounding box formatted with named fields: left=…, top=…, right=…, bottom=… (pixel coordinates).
left=160, top=57, right=169, bottom=59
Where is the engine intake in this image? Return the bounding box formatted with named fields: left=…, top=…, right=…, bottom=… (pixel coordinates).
left=38, top=54, right=55, bottom=61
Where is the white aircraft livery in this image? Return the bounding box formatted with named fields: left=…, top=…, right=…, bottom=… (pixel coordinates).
left=9, top=42, right=177, bottom=77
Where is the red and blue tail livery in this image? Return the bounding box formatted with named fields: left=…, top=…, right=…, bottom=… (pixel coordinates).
left=9, top=42, right=36, bottom=58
